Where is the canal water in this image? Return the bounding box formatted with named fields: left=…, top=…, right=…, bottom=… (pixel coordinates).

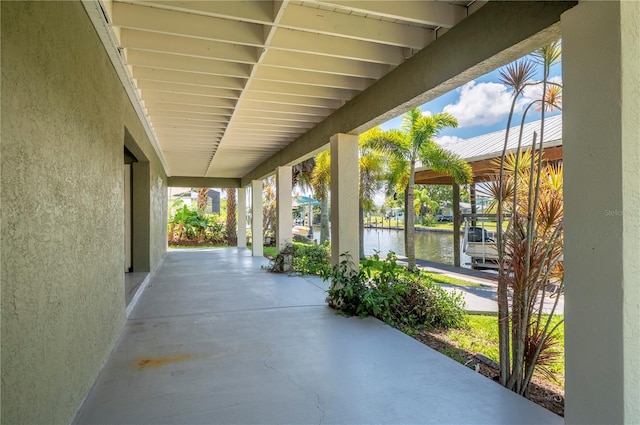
left=313, top=226, right=472, bottom=268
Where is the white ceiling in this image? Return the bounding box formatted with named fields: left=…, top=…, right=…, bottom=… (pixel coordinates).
left=100, top=0, right=483, bottom=178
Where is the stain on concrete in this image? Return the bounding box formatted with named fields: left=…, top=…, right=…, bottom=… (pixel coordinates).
left=137, top=354, right=191, bottom=369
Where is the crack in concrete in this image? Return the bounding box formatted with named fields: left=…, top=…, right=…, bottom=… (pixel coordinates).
left=263, top=343, right=326, bottom=424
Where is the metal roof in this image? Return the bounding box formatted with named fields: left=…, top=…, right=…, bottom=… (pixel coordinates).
left=438, top=114, right=563, bottom=163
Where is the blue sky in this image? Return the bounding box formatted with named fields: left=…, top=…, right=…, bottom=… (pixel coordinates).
left=379, top=58, right=562, bottom=145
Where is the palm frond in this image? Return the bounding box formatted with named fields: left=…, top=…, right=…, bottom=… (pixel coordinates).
left=499, top=59, right=537, bottom=93
left=533, top=40, right=562, bottom=69
left=360, top=126, right=409, bottom=162
left=420, top=143, right=472, bottom=185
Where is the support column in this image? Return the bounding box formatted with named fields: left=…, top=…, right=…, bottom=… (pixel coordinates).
left=470, top=183, right=477, bottom=226
left=276, top=166, right=293, bottom=253
left=330, top=134, right=359, bottom=269
left=563, top=2, right=640, bottom=424
left=237, top=187, right=247, bottom=248
left=251, top=180, right=263, bottom=257
left=452, top=183, right=461, bottom=267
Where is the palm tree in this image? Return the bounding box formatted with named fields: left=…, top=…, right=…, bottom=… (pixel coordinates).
left=196, top=188, right=209, bottom=213
left=361, top=108, right=472, bottom=270
left=358, top=136, right=386, bottom=259
left=226, top=188, right=237, bottom=246
left=292, top=158, right=315, bottom=191
left=311, top=151, right=330, bottom=244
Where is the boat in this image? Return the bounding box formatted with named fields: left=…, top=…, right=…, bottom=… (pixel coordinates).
left=462, top=217, right=500, bottom=270
left=292, top=225, right=313, bottom=239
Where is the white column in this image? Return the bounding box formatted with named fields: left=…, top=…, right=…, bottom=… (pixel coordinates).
left=237, top=187, right=247, bottom=248
left=330, top=133, right=359, bottom=270
left=276, top=166, right=293, bottom=253
left=251, top=180, right=263, bottom=257
left=563, top=2, right=640, bottom=424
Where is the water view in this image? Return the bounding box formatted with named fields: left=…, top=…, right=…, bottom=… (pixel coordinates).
left=313, top=226, right=472, bottom=268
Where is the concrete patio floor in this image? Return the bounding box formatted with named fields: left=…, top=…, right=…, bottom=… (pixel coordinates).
left=74, top=248, right=562, bottom=425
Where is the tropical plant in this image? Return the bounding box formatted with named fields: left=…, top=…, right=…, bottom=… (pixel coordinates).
left=324, top=252, right=466, bottom=329
left=168, top=205, right=208, bottom=242
left=489, top=40, right=564, bottom=394
left=361, top=108, right=472, bottom=270
left=267, top=241, right=331, bottom=276
left=414, top=187, right=439, bottom=225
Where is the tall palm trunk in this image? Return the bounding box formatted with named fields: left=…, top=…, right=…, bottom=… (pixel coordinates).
left=320, top=200, right=329, bottom=244
left=405, top=160, right=416, bottom=270
left=196, top=188, right=209, bottom=213
left=226, top=188, right=237, bottom=246
left=359, top=203, right=365, bottom=259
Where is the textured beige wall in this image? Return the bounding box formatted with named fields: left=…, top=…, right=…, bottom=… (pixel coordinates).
left=1, top=2, right=167, bottom=424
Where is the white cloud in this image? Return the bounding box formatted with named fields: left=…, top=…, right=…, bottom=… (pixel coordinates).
left=435, top=135, right=465, bottom=146
left=520, top=75, right=563, bottom=109
left=443, top=81, right=515, bottom=127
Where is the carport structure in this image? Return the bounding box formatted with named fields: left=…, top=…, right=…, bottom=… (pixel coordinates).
left=1, top=2, right=638, bottom=424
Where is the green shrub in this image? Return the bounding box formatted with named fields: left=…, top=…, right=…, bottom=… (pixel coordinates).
left=292, top=242, right=330, bottom=275
left=267, top=242, right=331, bottom=275
left=325, top=252, right=466, bottom=330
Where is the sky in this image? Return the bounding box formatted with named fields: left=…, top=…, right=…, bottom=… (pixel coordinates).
left=379, top=58, right=562, bottom=146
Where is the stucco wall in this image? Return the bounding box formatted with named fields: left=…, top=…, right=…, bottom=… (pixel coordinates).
left=1, top=2, right=167, bottom=424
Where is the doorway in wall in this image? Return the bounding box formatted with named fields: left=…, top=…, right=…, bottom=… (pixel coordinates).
left=123, top=129, right=151, bottom=311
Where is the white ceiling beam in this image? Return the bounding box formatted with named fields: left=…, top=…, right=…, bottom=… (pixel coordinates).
left=143, top=101, right=234, bottom=116
left=127, top=50, right=251, bottom=78
left=217, top=148, right=288, bottom=155
left=222, top=136, right=293, bottom=143
left=133, top=67, right=245, bottom=90
left=129, top=1, right=276, bottom=24
left=163, top=141, right=220, bottom=147
left=269, top=28, right=404, bottom=65
left=158, top=134, right=222, bottom=141
left=237, top=99, right=334, bottom=116
left=246, top=79, right=355, bottom=100
left=311, top=1, right=467, bottom=28
left=253, top=66, right=373, bottom=90
left=120, top=29, right=259, bottom=64
left=260, top=49, right=391, bottom=79
left=141, top=90, right=237, bottom=108
left=230, top=116, right=315, bottom=129
left=278, top=3, right=431, bottom=49
left=243, top=91, right=343, bottom=109
left=152, top=119, right=228, bottom=129
left=146, top=110, right=230, bottom=122
left=156, top=133, right=223, bottom=140
left=233, top=108, right=324, bottom=123
left=137, top=80, right=240, bottom=99
left=225, top=125, right=301, bottom=134
left=112, top=2, right=265, bottom=46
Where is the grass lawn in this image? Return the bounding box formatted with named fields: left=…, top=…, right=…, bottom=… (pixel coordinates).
left=445, top=314, right=565, bottom=387
left=360, top=257, right=483, bottom=287
left=168, top=243, right=227, bottom=249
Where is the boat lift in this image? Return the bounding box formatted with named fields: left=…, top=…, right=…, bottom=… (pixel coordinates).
left=461, top=214, right=502, bottom=270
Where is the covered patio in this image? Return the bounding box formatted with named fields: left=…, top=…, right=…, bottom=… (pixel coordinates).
left=74, top=248, right=560, bottom=424
left=2, top=1, right=638, bottom=424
